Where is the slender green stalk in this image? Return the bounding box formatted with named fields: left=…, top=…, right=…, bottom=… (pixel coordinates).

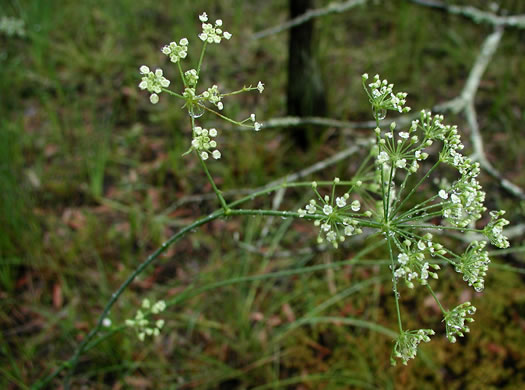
left=391, top=160, right=441, bottom=217
left=395, top=211, right=444, bottom=224
left=394, top=201, right=444, bottom=223
left=60, top=210, right=224, bottom=389
left=395, top=194, right=440, bottom=221
left=220, top=86, right=258, bottom=97
left=387, top=236, right=403, bottom=333
left=197, top=152, right=229, bottom=212
left=376, top=120, right=388, bottom=221
left=161, top=88, right=185, bottom=99
left=199, top=103, right=254, bottom=128
left=177, top=61, right=187, bottom=87
left=398, top=224, right=483, bottom=233
left=426, top=284, right=446, bottom=314
left=385, top=163, right=395, bottom=221
left=196, top=42, right=207, bottom=77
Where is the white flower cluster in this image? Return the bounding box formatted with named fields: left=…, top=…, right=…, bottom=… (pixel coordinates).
left=442, top=174, right=486, bottom=228
left=297, top=179, right=368, bottom=248
left=138, top=66, right=170, bottom=104
left=455, top=241, right=490, bottom=292
left=192, top=127, right=221, bottom=160
left=125, top=299, right=166, bottom=341
left=161, top=38, right=189, bottom=63
left=184, top=69, right=199, bottom=87
left=202, top=85, right=223, bottom=110
left=256, top=81, right=264, bottom=94
left=484, top=210, right=510, bottom=248
left=444, top=302, right=476, bottom=343
left=250, top=114, right=262, bottom=131
left=362, top=73, right=410, bottom=119
left=0, top=16, right=25, bottom=37
left=374, top=121, right=426, bottom=175
left=393, top=234, right=443, bottom=288
left=392, top=329, right=435, bottom=366
left=198, top=13, right=232, bottom=43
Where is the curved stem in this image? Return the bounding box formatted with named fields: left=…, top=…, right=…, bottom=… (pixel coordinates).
left=61, top=210, right=225, bottom=389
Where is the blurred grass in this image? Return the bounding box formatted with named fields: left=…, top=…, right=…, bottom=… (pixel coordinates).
left=1, top=0, right=525, bottom=388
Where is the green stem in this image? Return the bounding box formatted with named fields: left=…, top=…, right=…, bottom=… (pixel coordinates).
left=387, top=235, right=403, bottom=333
left=196, top=42, right=207, bottom=77
left=426, top=284, right=446, bottom=314
left=198, top=152, right=229, bottom=212
left=398, top=224, right=483, bottom=233
left=199, top=103, right=254, bottom=128
left=391, top=160, right=441, bottom=217
left=385, top=163, right=395, bottom=221
left=161, top=88, right=185, bottom=99
left=190, top=115, right=229, bottom=212
left=395, top=211, right=444, bottom=224
left=394, top=198, right=443, bottom=222
left=61, top=210, right=224, bottom=389
left=220, top=86, right=258, bottom=97
left=177, top=61, right=187, bottom=87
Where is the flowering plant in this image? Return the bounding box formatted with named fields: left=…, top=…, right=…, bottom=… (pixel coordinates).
left=39, top=12, right=512, bottom=389
left=297, top=73, right=510, bottom=364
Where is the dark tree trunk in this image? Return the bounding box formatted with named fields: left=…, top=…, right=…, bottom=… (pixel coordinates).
left=287, top=0, right=327, bottom=148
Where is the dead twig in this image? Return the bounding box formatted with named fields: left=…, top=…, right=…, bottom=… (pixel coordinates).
left=253, top=0, right=367, bottom=40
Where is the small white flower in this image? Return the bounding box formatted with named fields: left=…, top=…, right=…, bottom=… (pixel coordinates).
left=398, top=253, right=409, bottom=265
left=209, top=128, right=217, bottom=137
left=377, top=151, right=390, bottom=164
left=257, top=81, right=264, bottom=93
left=201, top=151, right=209, bottom=160
left=344, top=225, right=355, bottom=236
left=250, top=113, right=256, bottom=122
left=199, top=12, right=208, bottom=22
left=150, top=93, right=159, bottom=104
left=212, top=150, right=221, bottom=159
left=223, top=31, right=232, bottom=40
left=254, top=122, right=262, bottom=131
left=351, top=200, right=361, bottom=212
left=395, top=159, right=407, bottom=168
left=152, top=300, right=166, bottom=313
left=139, top=66, right=170, bottom=104
left=336, top=197, right=346, bottom=208
left=298, top=209, right=306, bottom=217
left=439, top=189, right=448, bottom=199
left=102, top=318, right=112, bottom=327
left=399, top=132, right=409, bottom=139
left=306, top=203, right=316, bottom=214
left=323, top=205, right=333, bottom=215
left=326, top=231, right=337, bottom=242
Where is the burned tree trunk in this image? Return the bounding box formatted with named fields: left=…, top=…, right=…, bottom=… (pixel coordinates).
left=287, top=0, right=327, bottom=148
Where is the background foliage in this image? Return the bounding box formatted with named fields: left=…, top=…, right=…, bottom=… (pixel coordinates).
left=1, top=0, right=525, bottom=388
